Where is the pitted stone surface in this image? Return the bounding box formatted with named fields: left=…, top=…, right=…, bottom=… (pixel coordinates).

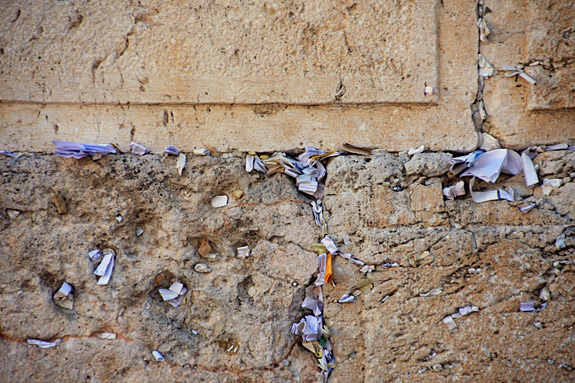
left=0, top=154, right=320, bottom=383
left=324, top=150, right=575, bottom=383
left=1, top=151, right=575, bottom=382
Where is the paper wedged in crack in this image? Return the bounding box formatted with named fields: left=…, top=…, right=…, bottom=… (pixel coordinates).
left=176, top=153, right=186, bottom=176
left=130, top=142, right=148, bottom=155
left=159, top=281, right=187, bottom=307
left=211, top=195, right=228, bottom=208
left=94, top=251, right=115, bottom=285
left=164, top=146, right=179, bottom=155
left=27, top=339, right=62, bottom=348
left=53, top=141, right=116, bottom=160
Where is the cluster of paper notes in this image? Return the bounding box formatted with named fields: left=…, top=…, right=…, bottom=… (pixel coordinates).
left=93, top=249, right=115, bottom=285
left=246, top=145, right=371, bottom=199
left=447, top=143, right=574, bottom=204
left=290, top=234, right=372, bottom=382
left=159, top=281, right=187, bottom=307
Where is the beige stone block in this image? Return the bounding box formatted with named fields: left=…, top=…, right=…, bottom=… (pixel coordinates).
left=481, top=0, right=575, bottom=148
left=409, top=182, right=448, bottom=226
left=0, top=0, right=479, bottom=152
left=372, top=187, right=415, bottom=228
left=0, top=0, right=441, bottom=105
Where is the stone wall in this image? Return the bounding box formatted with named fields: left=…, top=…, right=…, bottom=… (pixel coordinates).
left=1, top=149, right=574, bottom=382
left=1, top=0, right=575, bottom=382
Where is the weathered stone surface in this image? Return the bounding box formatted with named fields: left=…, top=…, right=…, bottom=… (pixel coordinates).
left=404, top=153, right=452, bottom=177
left=1, top=150, right=575, bottom=382
left=0, top=1, right=478, bottom=152
left=324, top=149, right=575, bottom=382
left=0, top=154, right=320, bottom=383
left=480, top=0, right=575, bottom=149
left=0, top=0, right=438, bottom=104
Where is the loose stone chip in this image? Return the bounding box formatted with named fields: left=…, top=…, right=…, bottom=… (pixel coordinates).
left=233, top=189, right=244, bottom=199
left=443, top=315, right=457, bottom=330
left=51, top=192, right=67, bottom=214
left=198, top=238, right=212, bottom=257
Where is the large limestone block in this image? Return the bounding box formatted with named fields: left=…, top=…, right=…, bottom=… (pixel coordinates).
left=0, top=0, right=438, bottom=105
left=0, top=154, right=320, bottom=382
left=322, top=153, right=575, bottom=382
left=480, top=0, right=575, bottom=149
left=0, top=0, right=479, bottom=152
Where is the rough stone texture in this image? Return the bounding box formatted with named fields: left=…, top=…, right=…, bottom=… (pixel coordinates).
left=0, top=0, right=478, bottom=152
left=1, top=150, right=574, bottom=382
left=1, top=0, right=575, bottom=381
left=323, top=151, right=575, bottom=382
left=0, top=154, right=320, bottom=383
left=481, top=0, right=575, bottom=149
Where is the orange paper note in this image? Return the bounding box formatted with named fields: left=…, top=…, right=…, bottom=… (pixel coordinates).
left=324, top=253, right=332, bottom=283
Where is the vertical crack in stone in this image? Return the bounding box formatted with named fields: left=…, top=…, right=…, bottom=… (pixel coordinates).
left=470, top=0, right=487, bottom=144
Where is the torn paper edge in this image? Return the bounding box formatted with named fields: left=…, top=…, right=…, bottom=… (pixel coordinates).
left=338, top=294, right=355, bottom=303
left=53, top=282, right=73, bottom=300
left=94, top=252, right=115, bottom=285
left=98, top=333, right=117, bottom=340
left=176, top=153, right=186, bottom=176
left=521, top=152, right=539, bottom=187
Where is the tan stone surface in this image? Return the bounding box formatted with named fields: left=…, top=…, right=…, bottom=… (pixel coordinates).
left=323, top=149, right=575, bottom=382
left=1, top=149, right=575, bottom=382
left=0, top=0, right=478, bottom=152
left=0, top=154, right=320, bottom=383
left=0, top=0, right=438, bottom=104
left=480, top=0, right=575, bottom=149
